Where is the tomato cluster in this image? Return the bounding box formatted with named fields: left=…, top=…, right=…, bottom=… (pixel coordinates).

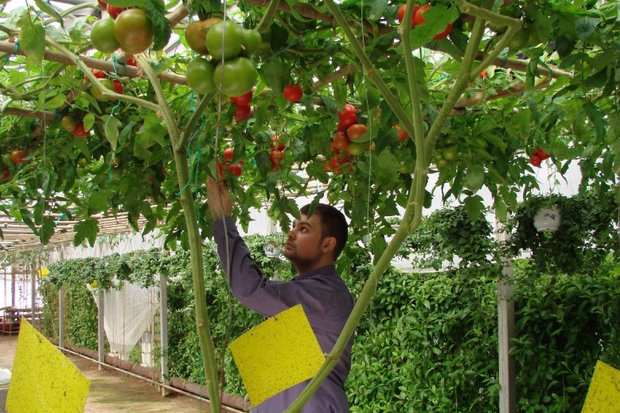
left=0, top=149, right=29, bottom=181
left=185, top=19, right=259, bottom=98
left=325, top=104, right=371, bottom=173
left=269, top=134, right=285, bottom=171
left=396, top=3, right=452, bottom=40
left=230, top=91, right=253, bottom=121
left=434, top=136, right=458, bottom=167
left=91, top=3, right=154, bottom=55
left=218, top=147, right=243, bottom=177
left=530, top=148, right=550, bottom=167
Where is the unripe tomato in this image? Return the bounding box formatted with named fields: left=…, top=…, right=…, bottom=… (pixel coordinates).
left=114, top=8, right=154, bottom=55
left=61, top=116, right=78, bottom=132
left=186, top=57, right=216, bottom=94
left=213, top=57, right=258, bottom=97
left=206, top=20, right=242, bottom=60
left=346, top=123, right=367, bottom=140
left=230, top=91, right=252, bottom=106
left=91, top=18, right=120, bottom=53
left=283, top=84, right=303, bottom=102
left=185, top=18, right=221, bottom=55
left=240, top=28, right=262, bottom=56
left=10, top=150, right=27, bottom=164
left=233, top=104, right=252, bottom=121
left=442, top=145, right=458, bottom=161
left=91, top=78, right=115, bottom=101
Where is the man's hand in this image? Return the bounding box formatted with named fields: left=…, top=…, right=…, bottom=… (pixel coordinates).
left=207, top=177, right=233, bottom=220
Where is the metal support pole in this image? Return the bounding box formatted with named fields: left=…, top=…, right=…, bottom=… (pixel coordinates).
left=58, top=288, right=65, bottom=348
left=159, top=272, right=169, bottom=396
left=98, top=289, right=105, bottom=371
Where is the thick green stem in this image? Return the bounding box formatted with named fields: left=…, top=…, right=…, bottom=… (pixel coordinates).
left=175, top=93, right=213, bottom=152
left=137, top=56, right=221, bottom=413
left=255, top=0, right=280, bottom=32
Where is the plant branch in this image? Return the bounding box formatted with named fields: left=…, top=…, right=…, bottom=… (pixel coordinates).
left=176, top=93, right=213, bottom=152
left=255, top=0, right=280, bottom=32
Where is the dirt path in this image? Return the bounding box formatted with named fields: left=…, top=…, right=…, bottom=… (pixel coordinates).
left=0, top=334, right=230, bottom=412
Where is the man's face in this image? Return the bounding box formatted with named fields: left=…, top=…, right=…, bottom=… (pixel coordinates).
left=283, top=213, right=326, bottom=270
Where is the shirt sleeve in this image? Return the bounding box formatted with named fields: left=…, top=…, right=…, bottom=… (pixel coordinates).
left=211, top=216, right=298, bottom=317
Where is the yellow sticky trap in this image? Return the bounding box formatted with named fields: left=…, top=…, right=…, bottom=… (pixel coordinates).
left=581, top=360, right=620, bottom=413
left=6, top=318, right=90, bottom=413
left=37, top=267, right=49, bottom=278
left=230, top=304, right=324, bottom=406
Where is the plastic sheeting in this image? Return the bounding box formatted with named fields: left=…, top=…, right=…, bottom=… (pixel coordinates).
left=91, top=281, right=159, bottom=361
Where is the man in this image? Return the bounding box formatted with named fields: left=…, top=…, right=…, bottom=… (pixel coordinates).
left=206, top=178, right=355, bottom=413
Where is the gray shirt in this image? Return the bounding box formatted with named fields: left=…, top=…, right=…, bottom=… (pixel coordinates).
left=212, top=217, right=355, bottom=413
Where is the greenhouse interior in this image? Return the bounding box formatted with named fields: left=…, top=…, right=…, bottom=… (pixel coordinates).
left=0, top=0, right=618, bottom=412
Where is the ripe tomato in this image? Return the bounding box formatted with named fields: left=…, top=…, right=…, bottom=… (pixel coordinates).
left=185, top=18, right=221, bottom=55
left=186, top=57, right=216, bottom=94
left=124, top=56, right=137, bottom=66
left=414, top=5, right=452, bottom=39
left=114, top=8, right=154, bottom=55
left=479, top=69, right=488, bottom=79
left=213, top=57, right=258, bottom=97
left=1, top=166, right=9, bottom=181
left=240, top=28, right=262, bottom=56
left=533, top=148, right=550, bottom=160
left=270, top=150, right=284, bottom=168
left=206, top=20, right=242, bottom=60
left=343, top=103, right=356, bottom=115
left=61, top=116, right=78, bottom=133
left=227, top=163, right=242, bottom=177
left=530, top=154, right=542, bottom=167
left=397, top=4, right=420, bottom=28
left=91, top=18, right=120, bottom=53
left=230, top=91, right=253, bottom=106
left=10, top=150, right=27, bottom=164
left=91, top=78, right=115, bottom=101
left=346, top=123, right=367, bottom=140
left=97, top=0, right=108, bottom=8
left=331, top=131, right=349, bottom=151
left=91, top=68, right=106, bottom=79
left=395, top=123, right=408, bottom=141
left=112, top=79, right=123, bottom=94
left=283, top=84, right=303, bottom=102
left=271, top=134, right=285, bottom=151
left=107, top=5, right=125, bottom=19
left=72, top=123, right=90, bottom=138
left=223, top=147, right=234, bottom=160
left=233, top=104, right=252, bottom=121
left=337, top=111, right=358, bottom=132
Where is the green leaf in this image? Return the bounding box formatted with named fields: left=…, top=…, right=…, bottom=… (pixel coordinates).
left=17, top=10, right=45, bottom=64
left=74, top=218, right=99, bottom=247
left=88, top=191, right=109, bottom=214
left=259, top=60, right=287, bottom=94
left=464, top=165, right=485, bottom=192
left=464, top=195, right=484, bottom=221
left=103, top=115, right=122, bottom=151
left=83, top=113, right=96, bottom=132
left=374, top=150, right=399, bottom=185
left=39, top=216, right=56, bottom=244
left=141, top=1, right=171, bottom=51
left=35, top=0, right=64, bottom=27
left=44, top=94, right=66, bottom=110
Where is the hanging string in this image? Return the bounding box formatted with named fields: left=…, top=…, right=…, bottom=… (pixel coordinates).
left=112, top=54, right=128, bottom=76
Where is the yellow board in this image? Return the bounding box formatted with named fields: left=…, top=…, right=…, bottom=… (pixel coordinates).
left=581, top=360, right=620, bottom=413
left=6, top=318, right=90, bottom=413
left=230, top=304, right=325, bottom=407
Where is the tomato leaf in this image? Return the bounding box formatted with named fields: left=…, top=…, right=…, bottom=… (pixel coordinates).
left=44, top=93, right=66, bottom=110
left=34, top=0, right=64, bottom=27
left=17, top=10, right=45, bottom=64
left=374, top=150, right=399, bottom=185
left=141, top=1, right=171, bottom=51
left=74, top=218, right=99, bottom=247
left=464, top=165, right=485, bottom=192
left=83, top=113, right=95, bottom=132
left=259, top=60, right=287, bottom=94
left=464, top=195, right=484, bottom=222
left=39, top=216, right=56, bottom=244
left=103, top=115, right=122, bottom=151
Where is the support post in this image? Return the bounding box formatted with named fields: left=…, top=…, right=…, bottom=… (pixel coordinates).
left=159, top=272, right=169, bottom=396
left=58, top=289, right=65, bottom=348
left=98, top=289, right=105, bottom=371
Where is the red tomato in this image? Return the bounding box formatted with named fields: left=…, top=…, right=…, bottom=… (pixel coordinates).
left=1, top=166, right=10, bottom=181
left=283, top=84, right=303, bottom=102
left=533, top=148, right=550, bottom=160
left=227, top=163, right=242, bottom=177
left=98, top=0, right=108, bottom=9
left=346, top=124, right=367, bottom=140
left=72, top=123, right=90, bottom=138
left=270, top=134, right=285, bottom=151
left=230, top=91, right=253, bottom=106
left=395, top=123, right=408, bottom=141
left=530, top=154, right=542, bottom=167
left=331, top=131, right=349, bottom=151
left=124, top=56, right=137, bottom=66
left=479, top=69, right=488, bottom=79
left=92, top=69, right=106, bottom=79
left=112, top=79, right=123, bottom=94
left=10, top=150, right=27, bottom=164
left=270, top=150, right=284, bottom=168
left=233, top=104, right=252, bottom=121
left=107, top=5, right=125, bottom=19
left=223, top=147, right=234, bottom=160
left=414, top=5, right=452, bottom=39
left=397, top=4, right=420, bottom=28
left=337, top=111, right=358, bottom=132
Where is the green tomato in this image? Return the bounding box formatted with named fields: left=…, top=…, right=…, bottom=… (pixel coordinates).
left=508, top=30, right=529, bottom=52
left=90, top=79, right=114, bottom=101
left=213, top=57, right=258, bottom=97
left=2, top=154, right=12, bottom=167
left=240, top=29, right=262, bottom=56
left=206, top=20, right=242, bottom=60
left=442, top=145, right=458, bottom=161
left=91, top=18, right=120, bottom=53
left=186, top=57, right=216, bottom=94
left=114, top=8, right=154, bottom=55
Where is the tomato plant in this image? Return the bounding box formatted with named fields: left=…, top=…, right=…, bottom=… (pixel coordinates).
left=283, top=84, right=303, bottom=102
left=186, top=57, right=216, bottom=94
left=185, top=18, right=221, bottom=55
left=10, top=150, right=27, bottom=164
left=91, top=18, right=120, bottom=53
left=114, top=8, right=154, bottom=54
left=230, top=91, right=252, bottom=106
left=206, top=20, right=242, bottom=60
left=213, top=57, right=258, bottom=97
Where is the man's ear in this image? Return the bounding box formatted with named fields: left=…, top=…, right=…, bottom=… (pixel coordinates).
left=322, top=236, right=337, bottom=255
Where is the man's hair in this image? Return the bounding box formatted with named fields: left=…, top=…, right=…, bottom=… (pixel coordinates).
left=300, top=203, right=348, bottom=259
